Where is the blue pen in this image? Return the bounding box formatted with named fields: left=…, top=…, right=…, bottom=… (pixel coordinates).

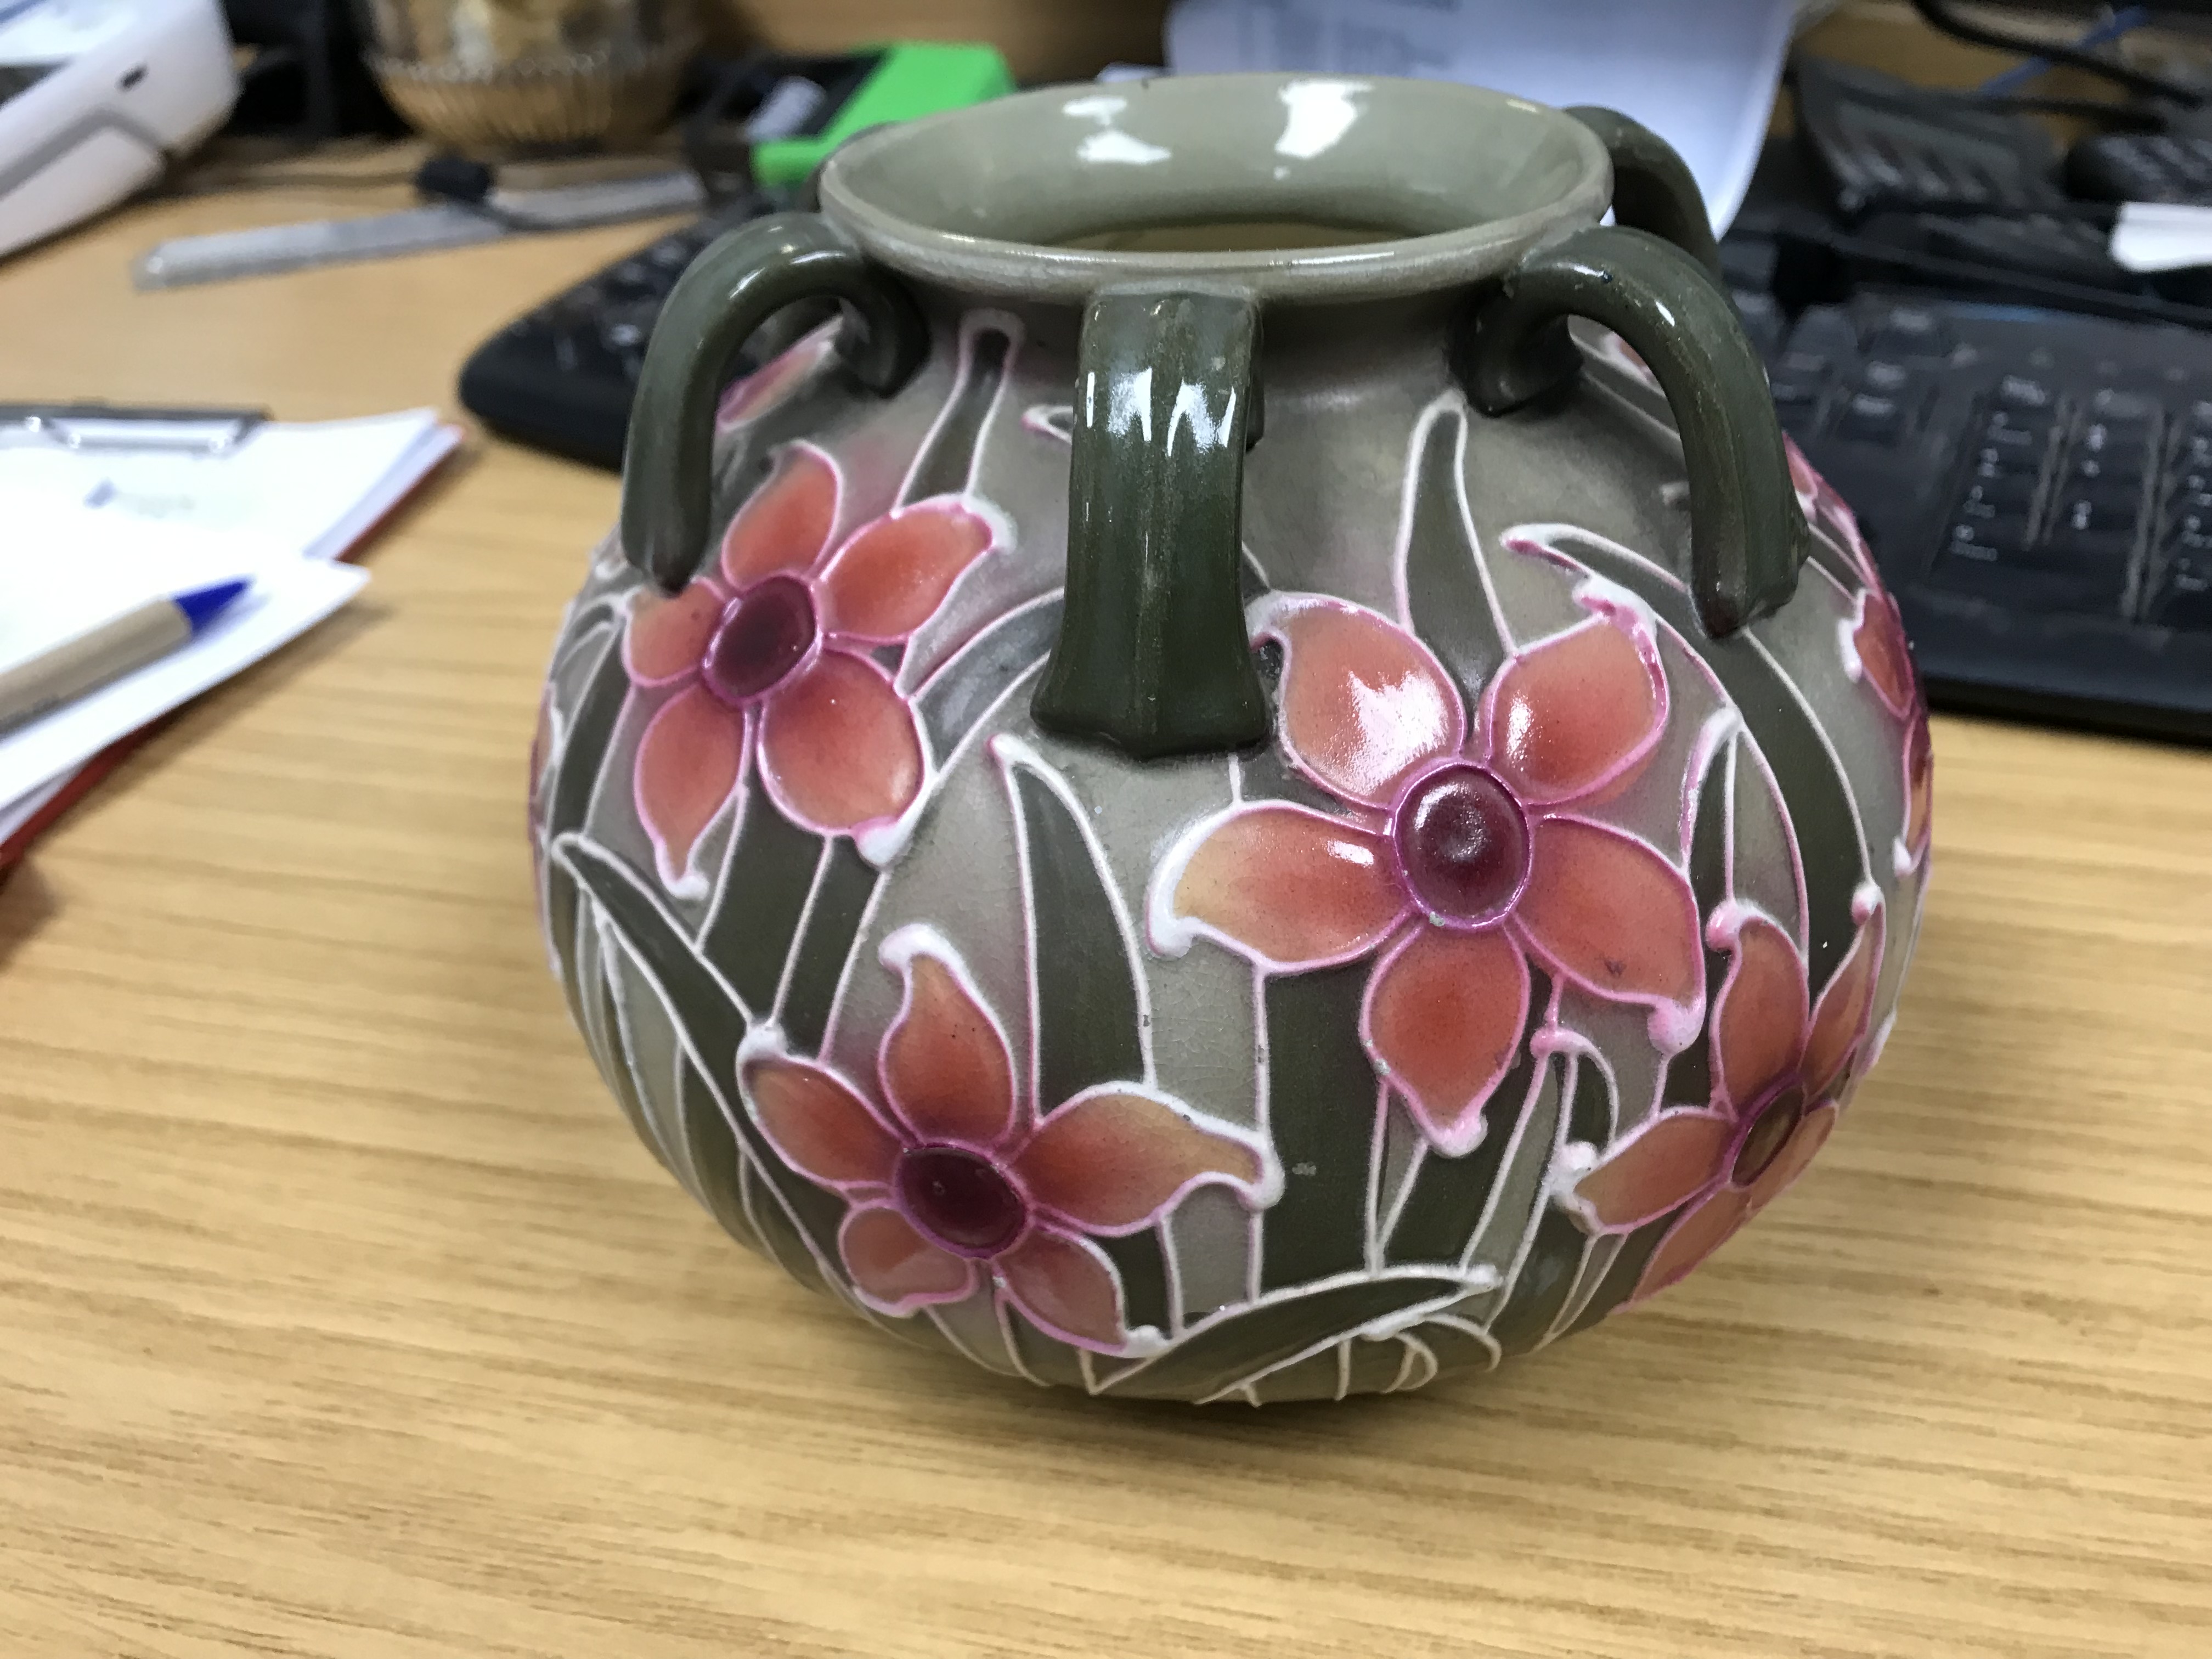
left=0, top=578, right=252, bottom=733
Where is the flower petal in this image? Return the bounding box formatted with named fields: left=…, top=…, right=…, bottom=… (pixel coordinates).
left=1360, top=924, right=1530, bottom=1156
left=633, top=684, right=748, bottom=895
left=1786, top=435, right=1822, bottom=513
left=1741, top=1100, right=1837, bottom=1216
left=877, top=937, right=1018, bottom=1149
left=1903, top=710, right=1932, bottom=860
left=742, top=1054, right=903, bottom=1188
left=817, top=498, right=996, bottom=643
left=720, top=441, right=839, bottom=589
left=1514, top=817, right=1702, bottom=1046
left=1149, top=803, right=1408, bottom=972
left=1803, top=908, right=1884, bottom=1098
left=1479, top=612, right=1667, bottom=806
left=994, top=1226, right=1135, bottom=1352
left=624, top=578, right=726, bottom=686
left=1788, top=436, right=1875, bottom=580
left=1010, top=1085, right=1274, bottom=1233
left=756, top=648, right=924, bottom=838
left=1712, top=913, right=1809, bottom=1113
left=1852, top=590, right=1917, bottom=720
left=1633, top=1185, right=1754, bottom=1301
left=1570, top=1108, right=1735, bottom=1232
left=717, top=319, right=839, bottom=428
left=839, top=1203, right=976, bottom=1310
left=1252, top=592, right=1464, bottom=809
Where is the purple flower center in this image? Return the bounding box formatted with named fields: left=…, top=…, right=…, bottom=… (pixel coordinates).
left=895, top=1145, right=1028, bottom=1256
left=1733, top=1086, right=1805, bottom=1186
left=1391, top=761, right=1532, bottom=927
left=702, top=575, right=816, bottom=706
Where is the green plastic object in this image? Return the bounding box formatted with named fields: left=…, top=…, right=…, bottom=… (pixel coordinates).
left=750, top=43, right=1017, bottom=189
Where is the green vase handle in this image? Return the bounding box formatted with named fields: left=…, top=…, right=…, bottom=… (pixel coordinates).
left=1032, top=286, right=1272, bottom=759
left=1458, top=108, right=1806, bottom=637
left=620, top=212, right=926, bottom=594
left=1562, top=104, right=1725, bottom=283
left=1458, top=221, right=1810, bottom=637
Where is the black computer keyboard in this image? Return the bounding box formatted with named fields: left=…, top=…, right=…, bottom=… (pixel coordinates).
left=458, top=191, right=783, bottom=469
left=2068, top=132, right=2212, bottom=206
left=1750, top=287, right=2212, bottom=738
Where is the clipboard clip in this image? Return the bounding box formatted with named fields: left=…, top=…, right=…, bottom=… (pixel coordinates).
left=0, top=402, right=269, bottom=455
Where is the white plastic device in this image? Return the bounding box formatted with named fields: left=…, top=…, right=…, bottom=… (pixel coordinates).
left=0, top=0, right=236, bottom=261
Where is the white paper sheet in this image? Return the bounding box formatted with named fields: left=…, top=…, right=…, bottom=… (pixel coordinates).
left=2109, top=201, right=2212, bottom=274
left=0, top=508, right=370, bottom=806
left=0, top=410, right=456, bottom=845
left=0, top=773, right=65, bottom=845
left=0, top=409, right=453, bottom=561
left=1165, top=0, right=1801, bottom=232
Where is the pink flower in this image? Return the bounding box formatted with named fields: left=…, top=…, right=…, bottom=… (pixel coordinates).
left=623, top=441, right=995, bottom=891
left=716, top=319, right=839, bottom=429
left=1900, top=707, right=1932, bottom=870
left=1848, top=585, right=1920, bottom=723
left=1787, top=436, right=1879, bottom=586
left=1787, top=437, right=1917, bottom=718
left=1148, top=592, right=1703, bottom=1156
left=1563, top=901, right=1884, bottom=1300
left=1790, top=437, right=1932, bottom=867
left=742, top=927, right=1280, bottom=1355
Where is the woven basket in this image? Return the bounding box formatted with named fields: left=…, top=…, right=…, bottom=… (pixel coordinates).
left=370, top=33, right=697, bottom=150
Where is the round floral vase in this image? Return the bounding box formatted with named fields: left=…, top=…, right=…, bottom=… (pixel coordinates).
left=528, top=76, right=1931, bottom=1403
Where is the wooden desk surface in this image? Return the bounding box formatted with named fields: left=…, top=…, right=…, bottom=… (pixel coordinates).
left=2, top=177, right=2209, bottom=1659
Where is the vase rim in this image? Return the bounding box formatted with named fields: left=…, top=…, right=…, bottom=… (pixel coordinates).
left=817, top=72, right=1614, bottom=306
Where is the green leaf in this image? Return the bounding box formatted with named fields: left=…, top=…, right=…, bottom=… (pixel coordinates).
left=1100, top=1272, right=1467, bottom=1402
left=544, top=627, right=633, bottom=1031
left=1662, top=734, right=1734, bottom=1110
left=555, top=833, right=845, bottom=1266
left=1402, top=404, right=1510, bottom=704
left=777, top=841, right=877, bottom=1058
left=904, top=326, right=1009, bottom=501
left=1385, top=968, right=1553, bottom=1267
left=916, top=595, right=1062, bottom=762
left=1258, top=963, right=1375, bottom=1290
left=1488, top=1057, right=1613, bottom=1357
left=699, top=795, right=823, bottom=1021
left=1003, top=747, right=1169, bottom=1336
left=1543, top=528, right=1864, bottom=986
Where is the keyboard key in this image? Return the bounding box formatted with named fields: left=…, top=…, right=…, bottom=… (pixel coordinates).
left=2165, top=500, right=2212, bottom=542
left=1995, top=375, right=2057, bottom=410
left=1975, top=430, right=2051, bottom=473
left=2068, top=448, right=2149, bottom=486
left=1867, top=307, right=1949, bottom=361
left=1837, top=393, right=1903, bottom=442
left=2079, top=421, right=2154, bottom=459
left=1787, top=312, right=1859, bottom=363
left=1734, top=292, right=1786, bottom=359
left=1945, top=516, right=2032, bottom=561
left=2039, top=525, right=2136, bottom=568
left=2050, top=488, right=2141, bottom=535
left=2087, top=390, right=2158, bottom=425
left=1959, top=473, right=2036, bottom=514
left=2149, top=554, right=2212, bottom=628
left=1927, top=554, right=2125, bottom=615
